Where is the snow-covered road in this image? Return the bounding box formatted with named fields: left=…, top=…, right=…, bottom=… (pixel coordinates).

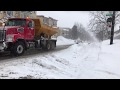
left=0, top=36, right=120, bottom=79
left=0, top=44, right=73, bottom=61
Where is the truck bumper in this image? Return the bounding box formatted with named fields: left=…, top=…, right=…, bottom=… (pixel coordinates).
left=0, top=42, right=7, bottom=52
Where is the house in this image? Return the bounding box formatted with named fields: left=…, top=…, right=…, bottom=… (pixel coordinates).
left=0, top=11, right=36, bottom=26
left=20, top=11, right=37, bottom=18
left=0, top=11, right=21, bottom=19
left=37, top=15, right=59, bottom=38
left=58, top=27, right=71, bottom=38
left=37, top=15, right=58, bottom=27
left=48, top=17, right=57, bottom=27
left=0, top=11, right=37, bottom=19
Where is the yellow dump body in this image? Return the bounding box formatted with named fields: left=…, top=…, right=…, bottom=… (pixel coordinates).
left=32, top=19, right=58, bottom=38
left=0, top=22, right=2, bottom=27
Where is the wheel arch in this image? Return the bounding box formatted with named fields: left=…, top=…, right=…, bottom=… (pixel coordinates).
left=16, top=39, right=27, bottom=50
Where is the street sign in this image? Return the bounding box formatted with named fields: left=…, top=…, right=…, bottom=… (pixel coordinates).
left=106, top=13, right=113, bottom=16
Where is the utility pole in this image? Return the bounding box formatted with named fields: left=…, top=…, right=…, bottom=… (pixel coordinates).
left=110, top=11, right=116, bottom=45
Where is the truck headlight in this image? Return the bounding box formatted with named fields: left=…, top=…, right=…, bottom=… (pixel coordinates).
left=6, top=35, right=14, bottom=42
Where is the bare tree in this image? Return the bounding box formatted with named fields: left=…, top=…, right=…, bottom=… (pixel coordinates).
left=75, top=22, right=94, bottom=42
left=89, top=11, right=120, bottom=40
left=75, top=22, right=85, bottom=33
left=71, top=25, right=78, bottom=39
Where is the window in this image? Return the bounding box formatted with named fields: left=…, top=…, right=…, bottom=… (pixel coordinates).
left=7, top=11, right=13, bottom=17
left=53, top=21, right=57, bottom=26
left=6, top=19, right=26, bottom=26
left=43, top=17, right=47, bottom=24
left=20, top=12, right=23, bottom=18
left=28, top=21, right=34, bottom=28
left=24, top=14, right=27, bottom=18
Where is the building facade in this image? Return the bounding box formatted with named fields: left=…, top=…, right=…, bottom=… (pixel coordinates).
left=0, top=11, right=36, bottom=26
left=20, top=11, right=36, bottom=18
left=58, top=27, right=71, bottom=37
left=37, top=15, right=58, bottom=27
left=37, top=15, right=59, bottom=38
left=0, top=11, right=37, bottom=19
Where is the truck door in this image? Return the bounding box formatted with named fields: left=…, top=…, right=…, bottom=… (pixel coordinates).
left=27, top=21, right=34, bottom=40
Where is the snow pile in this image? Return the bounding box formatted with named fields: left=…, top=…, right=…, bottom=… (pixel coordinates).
left=57, top=36, right=75, bottom=45
left=114, top=32, right=120, bottom=37
left=114, top=32, right=120, bottom=39
left=0, top=54, right=76, bottom=79
left=92, top=40, right=120, bottom=78
left=0, top=42, right=99, bottom=79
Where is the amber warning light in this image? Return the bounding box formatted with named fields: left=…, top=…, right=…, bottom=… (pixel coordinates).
left=26, top=16, right=30, bottom=19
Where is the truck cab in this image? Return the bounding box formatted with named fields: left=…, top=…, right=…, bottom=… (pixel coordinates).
left=5, top=18, right=35, bottom=41
left=0, top=18, right=35, bottom=55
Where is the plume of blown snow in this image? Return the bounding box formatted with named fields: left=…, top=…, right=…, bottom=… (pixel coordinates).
left=57, top=36, right=75, bottom=45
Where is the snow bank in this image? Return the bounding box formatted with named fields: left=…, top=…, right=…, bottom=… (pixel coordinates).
left=56, top=36, right=75, bottom=45
left=51, top=40, right=120, bottom=79
left=114, top=32, right=120, bottom=37
left=0, top=42, right=90, bottom=79
left=92, top=40, right=120, bottom=79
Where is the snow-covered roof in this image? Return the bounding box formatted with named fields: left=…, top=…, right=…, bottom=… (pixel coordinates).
left=52, top=26, right=58, bottom=28
left=37, top=15, right=58, bottom=21
left=59, top=27, right=71, bottom=31
left=63, top=28, right=69, bottom=31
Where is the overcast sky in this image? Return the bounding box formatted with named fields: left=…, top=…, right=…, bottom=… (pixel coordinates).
left=37, top=11, right=90, bottom=29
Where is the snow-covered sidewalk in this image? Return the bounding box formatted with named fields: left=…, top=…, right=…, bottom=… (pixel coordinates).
left=92, top=40, right=120, bottom=78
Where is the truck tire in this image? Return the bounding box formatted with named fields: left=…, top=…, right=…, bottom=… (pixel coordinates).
left=51, top=41, right=56, bottom=50
left=46, top=42, right=51, bottom=50
left=11, top=41, right=25, bottom=56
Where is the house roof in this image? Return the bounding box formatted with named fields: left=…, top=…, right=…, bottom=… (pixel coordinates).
left=49, top=17, right=58, bottom=21
left=37, top=15, right=44, bottom=17
left=37, top=15, right=58, bottom=21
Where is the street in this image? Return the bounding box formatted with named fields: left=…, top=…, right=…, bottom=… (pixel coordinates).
left=0, top=44, right=73, bottom=62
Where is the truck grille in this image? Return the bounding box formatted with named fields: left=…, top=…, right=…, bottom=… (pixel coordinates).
left=0, top=30, right=6, bottom=42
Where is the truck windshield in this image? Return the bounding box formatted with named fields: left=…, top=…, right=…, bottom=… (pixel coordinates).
left=6, top=19, right=26, bottom=26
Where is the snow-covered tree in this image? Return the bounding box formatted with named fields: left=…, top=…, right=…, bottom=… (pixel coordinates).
left=89, top=11, right=120, bottom=40
left=74, top=22, right=94, bottom=42
left=71, top=25, right=78, bottom=39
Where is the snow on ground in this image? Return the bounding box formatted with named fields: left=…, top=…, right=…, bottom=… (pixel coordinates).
left=92, top=40, right=120, bottom=78
left=0, top=36, right=120, bottom=79
left=114, top=33, right=120, bottom=37
left=56, top=36, right=75, bottom=45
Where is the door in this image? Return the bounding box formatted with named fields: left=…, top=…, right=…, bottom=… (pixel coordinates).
left=27, top=21, right=34, bottom=40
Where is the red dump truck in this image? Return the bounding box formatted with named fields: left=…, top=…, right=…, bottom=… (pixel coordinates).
left=0, top=18, right=58, bottom=56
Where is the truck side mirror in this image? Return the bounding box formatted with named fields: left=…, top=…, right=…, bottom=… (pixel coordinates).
left=28, top=22, right=32, bottom=28
left=28, top=24, right=30, bottom=27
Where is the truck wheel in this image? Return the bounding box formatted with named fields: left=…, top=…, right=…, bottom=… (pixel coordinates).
left=46, top=42, right=51, bottom=50
left=51, top=42, right=56, bottom=50
left=11, top=42, right=25, bottom=56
